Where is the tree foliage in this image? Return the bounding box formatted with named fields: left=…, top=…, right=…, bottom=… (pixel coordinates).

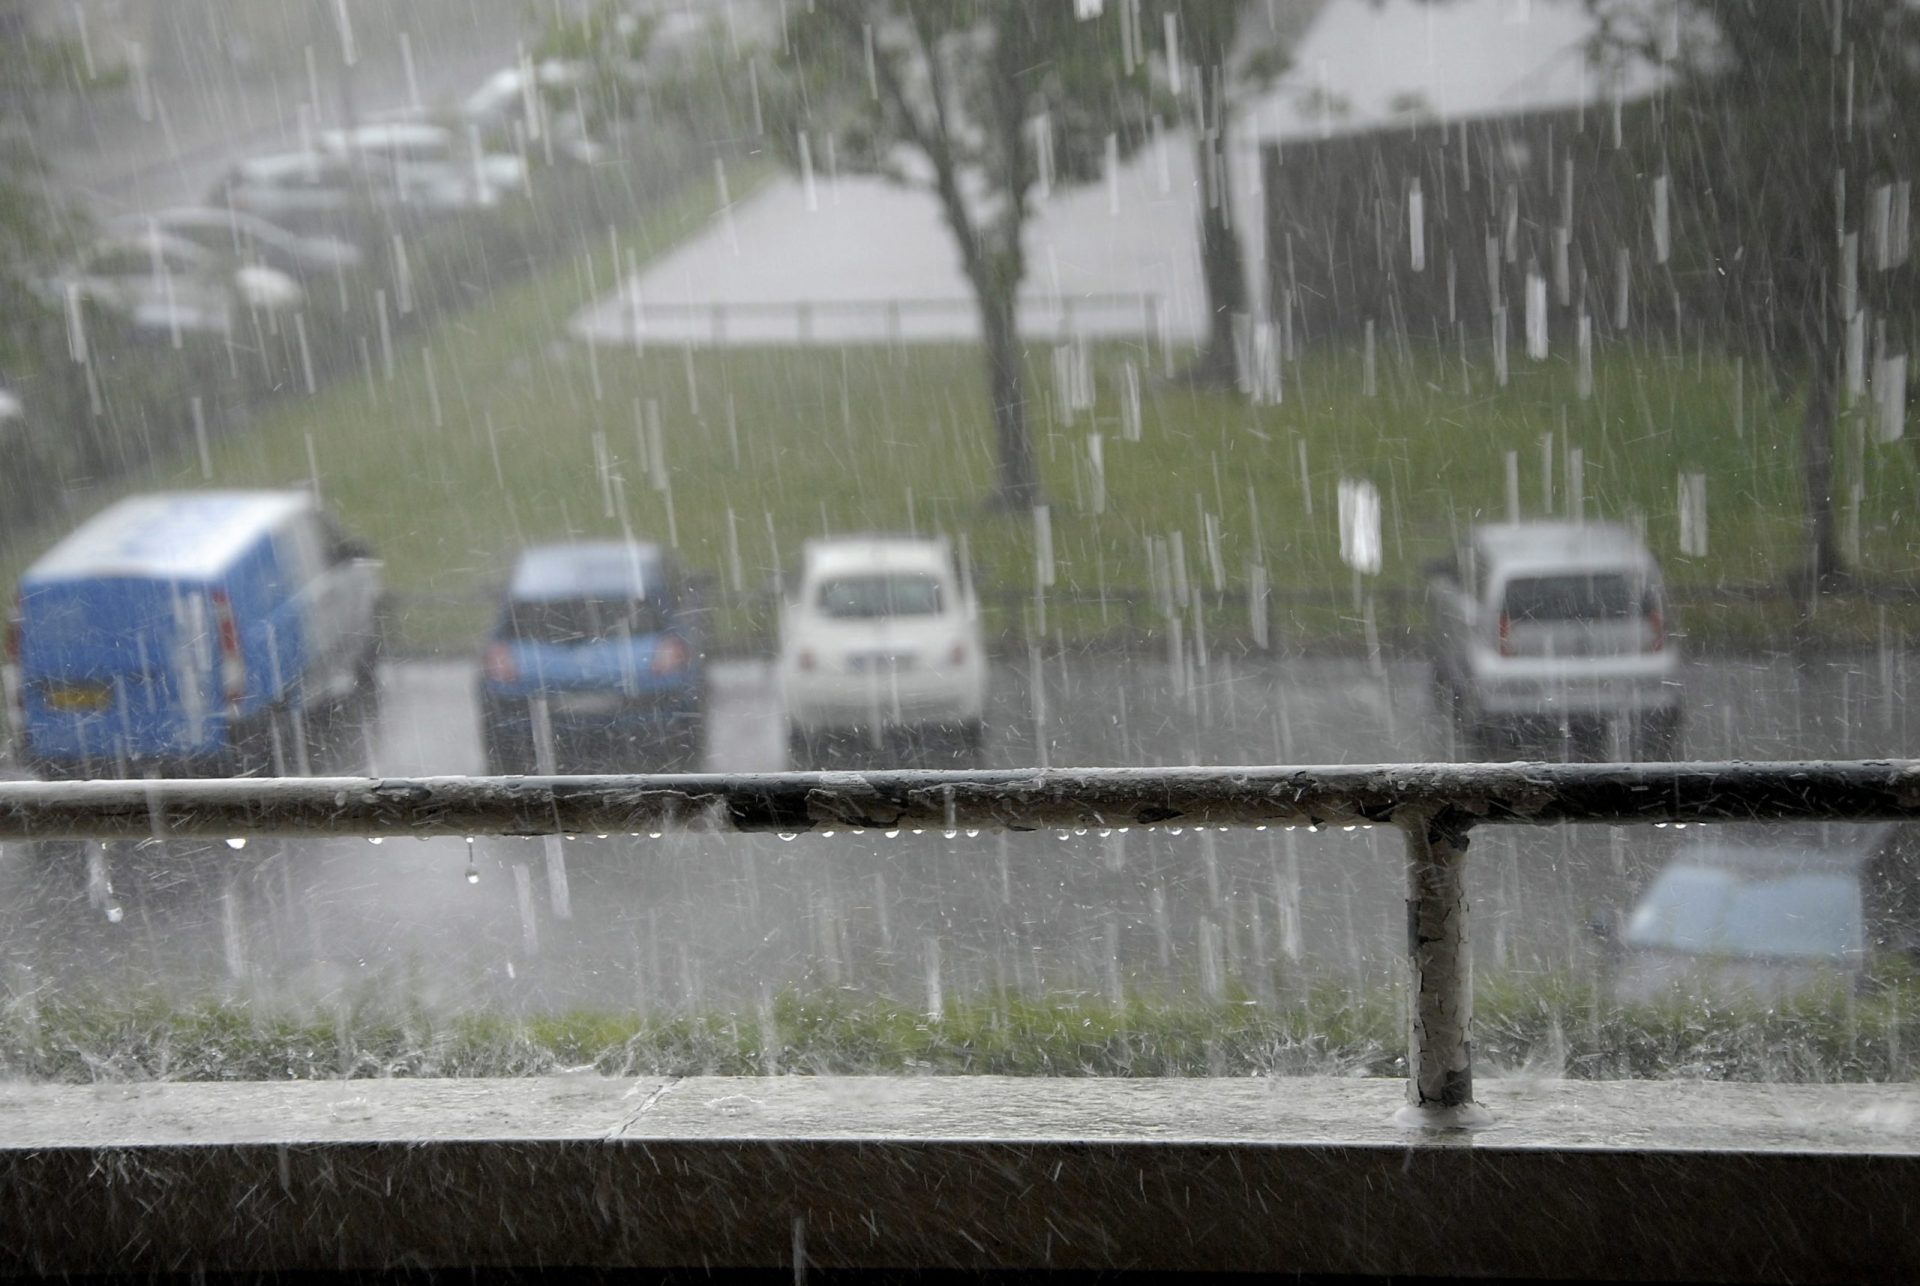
left=1588, top=0, right=1920, bottom=584
left=771, top=0, right=1155, bottom=508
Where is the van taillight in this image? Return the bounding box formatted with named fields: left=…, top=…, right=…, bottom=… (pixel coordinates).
left=1646, top=605, right=1666, bottom=653
left=484, top=643, right=518, bottom=684
left=651, top=635, right=689, bottom=675
left=949, top=642, right=968, bottom=666
left=1497, top=612, right=1515, bottom=657
left=4, top=595, right=19, bottom=665
left=211, top=588, right=245, bottom=705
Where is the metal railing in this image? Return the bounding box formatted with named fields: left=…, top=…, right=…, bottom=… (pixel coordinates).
left=5, top=758, right=1918, bottom=1124
left=596, top=292, right=1168, bottom=345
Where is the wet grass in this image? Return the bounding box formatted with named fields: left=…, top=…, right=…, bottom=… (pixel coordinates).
left=197, top=328, right=1920, bottom=657
left=5, top=971, right=1915, bottom=1084
left=6, top=166, right=1916, bottom=658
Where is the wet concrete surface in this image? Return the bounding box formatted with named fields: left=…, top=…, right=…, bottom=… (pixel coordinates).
left=1, top=651, right=1914, bottom=1020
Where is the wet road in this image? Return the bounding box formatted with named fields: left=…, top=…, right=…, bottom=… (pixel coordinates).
left=2, top=651, right=1914, bottom=1020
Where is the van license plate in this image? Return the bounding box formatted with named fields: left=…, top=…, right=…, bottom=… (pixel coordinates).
left=44, top=684, right=111, bottom=712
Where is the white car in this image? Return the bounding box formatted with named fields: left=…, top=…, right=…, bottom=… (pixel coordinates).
left=462, top=61, right=606, bottom=165
left=318, top=121, right=530, bottom=197
left=778, top=537, right=987, bottom=759
left=110, top=208, right=362, bottom=277
left=52, top=231, right=302, bottom=338
left=1426, top=521, right=1682, bottom=759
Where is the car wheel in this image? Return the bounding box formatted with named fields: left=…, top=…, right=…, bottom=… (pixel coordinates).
left=1632, top=708, right=1683, bottom=761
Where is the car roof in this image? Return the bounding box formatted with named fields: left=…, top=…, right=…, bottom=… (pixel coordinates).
left=85, top=229, right=216, bottom=260
left=319, top=122, right=450, bottom=151
left=1472, top=521, right=1655, bottom=576
left=509, top=542, right=667, bottom=601
left=24, top=491, right=312, bottom=584
left=802, top=536, right=954, bottom=579
left=119, top=208, right=298, bottom=240
left=230, top=152, right=350, bottom=183
left=1659, top=823, right=1901, bottom=874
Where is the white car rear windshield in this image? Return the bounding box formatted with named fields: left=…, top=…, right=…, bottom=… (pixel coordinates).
left=1503, top=573, right=1636, bottom=622
left=816, top=573, right=944, bottom=619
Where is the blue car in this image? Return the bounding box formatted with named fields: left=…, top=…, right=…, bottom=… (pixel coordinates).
left=477, top=542, right=706, bottom=773
left=9, top=491, right=384, bottom=778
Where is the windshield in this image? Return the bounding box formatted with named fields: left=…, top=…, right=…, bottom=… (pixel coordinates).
left=815, top=573, right=945, bottom=620
left=1502, top=573, right=1636, bottom=622
left=5, top=2, right=1919, bottom=1249
left=1625, top=863, right=1865, bottom=960
left=503, top=596, right=669, bottom=644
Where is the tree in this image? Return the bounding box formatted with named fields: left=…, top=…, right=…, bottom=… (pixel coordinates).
left=1588, top=0, right=1920, bottom=588
left=1143, top=1, right=1314, bottom=390
left=774, top=1, right=1154, bottom=509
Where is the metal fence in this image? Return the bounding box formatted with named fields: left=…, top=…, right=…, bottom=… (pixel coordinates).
left=5, top=757, right=1917, bottom=1124
left=592, top=293, right=1170, bottom=346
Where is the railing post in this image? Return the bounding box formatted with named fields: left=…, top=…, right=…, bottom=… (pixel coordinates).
left=1394, top=806, right=1492, bottom=1129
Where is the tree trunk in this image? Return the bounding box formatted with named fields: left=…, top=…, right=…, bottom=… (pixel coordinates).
left=1799, top=355, right=1846, bottom=590
left=1185, top=125, right=1249, bottom=389
left=979, top=286, right=1039, bottom=510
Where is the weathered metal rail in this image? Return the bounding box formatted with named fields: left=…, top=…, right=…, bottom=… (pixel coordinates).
left=6, top=758, right=1917, bottom=1124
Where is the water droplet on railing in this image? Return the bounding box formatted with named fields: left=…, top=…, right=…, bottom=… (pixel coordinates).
left=105, top=904, right=124, bottom=924
left=225, top=837, right=246, bottom=850
left=367, top=837, right=383, bottom=845
left=778, top=832, right=797, bottom=842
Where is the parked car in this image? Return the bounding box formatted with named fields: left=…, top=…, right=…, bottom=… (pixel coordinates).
left=476, top=542, right=706, bottom=774
left=1594, top=823, right=1920, bottom=1003
left=778, top=536, right=987, bottom=762
left=49, top=230, right=302, bottom=338
left=109, top=207, right=363, bottom=278
left=318, top=121, right=529, bottom=200
left=7, top=491, right=384, bottom=778
left=461, top=61, right=605, bottom=165
left=215, top=151, right=383, bottom=236
left=1425, top=521, right=1681, bottom=759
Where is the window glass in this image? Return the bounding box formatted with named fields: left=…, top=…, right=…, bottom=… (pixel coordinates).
left=2, top=0, right=1915, bottom=1190
left=1502, top=574, right=1634, bottom=622
left=816, top=573, right=944, bottom=619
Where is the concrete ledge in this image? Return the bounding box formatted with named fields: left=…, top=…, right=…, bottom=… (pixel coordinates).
left=0, top=1076, right=1916, bottom=1282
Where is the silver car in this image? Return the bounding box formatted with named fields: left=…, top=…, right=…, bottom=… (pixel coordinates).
left=1426, top=521, right=1681, bottom=758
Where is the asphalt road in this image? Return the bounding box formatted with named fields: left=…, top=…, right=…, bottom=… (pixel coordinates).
left=2, top=651, right=1914, bottom=1026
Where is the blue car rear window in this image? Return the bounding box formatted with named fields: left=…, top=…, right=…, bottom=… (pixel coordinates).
left=502, top=596, right=671, bottom=645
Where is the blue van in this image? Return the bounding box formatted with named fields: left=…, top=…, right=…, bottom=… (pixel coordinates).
left=7, top=491, right=384, bottom=777
left=477, top=542, right=706, bottom=773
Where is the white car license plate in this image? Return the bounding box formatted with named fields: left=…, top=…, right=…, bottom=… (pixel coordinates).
left=549, top=691, right=623, bottom=715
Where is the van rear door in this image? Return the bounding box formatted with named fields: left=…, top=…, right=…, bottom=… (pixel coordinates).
left=19, top=577, right=219, bottom=762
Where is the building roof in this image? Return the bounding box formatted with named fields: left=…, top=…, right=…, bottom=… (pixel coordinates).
left=24, top=491, right=310, bottom=584
left=1246, top=0, right=1668, bottom=144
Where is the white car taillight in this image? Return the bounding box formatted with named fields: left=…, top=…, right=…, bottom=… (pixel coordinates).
left=210, top=588, right=245, bottom=706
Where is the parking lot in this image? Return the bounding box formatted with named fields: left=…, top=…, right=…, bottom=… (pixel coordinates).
left=1, top=649, right=1912, bottom=1026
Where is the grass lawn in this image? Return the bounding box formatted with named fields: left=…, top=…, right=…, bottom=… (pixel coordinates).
left=9, top=178, right=1919, bottom=657
left=8, top=967, right=1916, bottom=1082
